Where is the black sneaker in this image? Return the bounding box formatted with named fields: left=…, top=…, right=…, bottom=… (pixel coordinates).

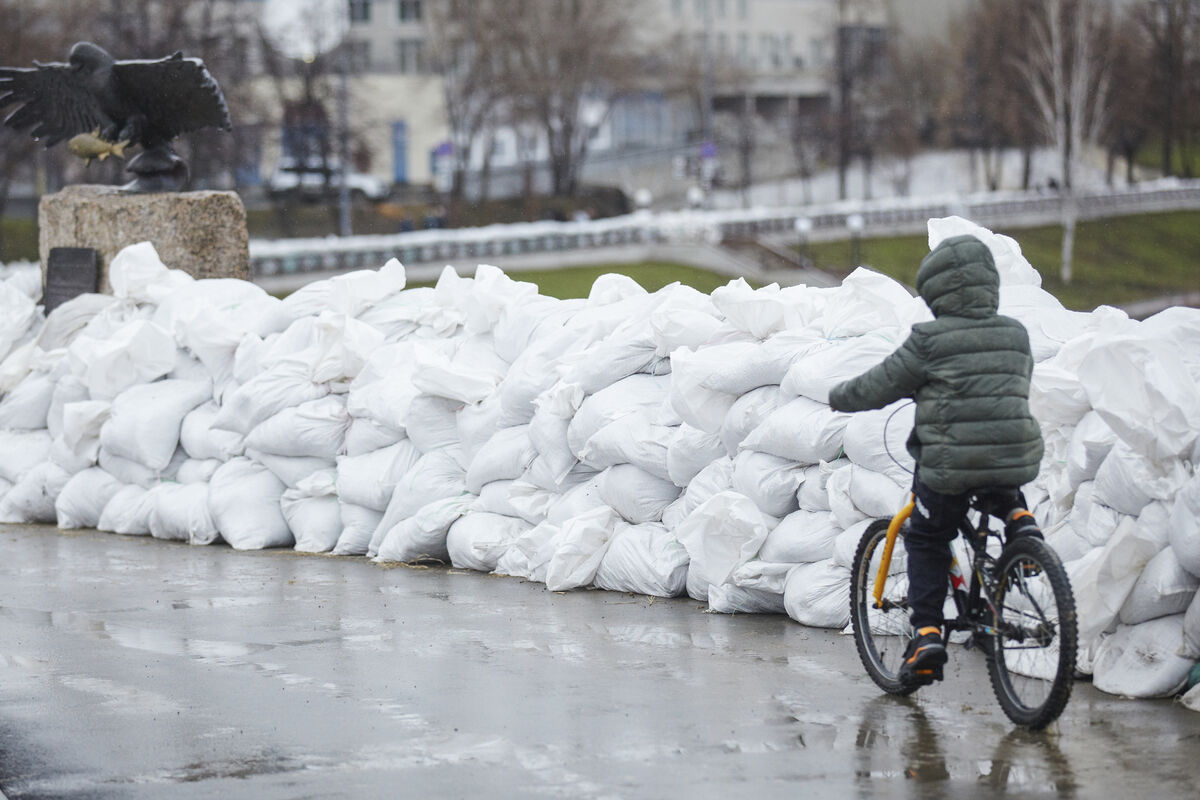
left=899, top=626, right=948, bottom=687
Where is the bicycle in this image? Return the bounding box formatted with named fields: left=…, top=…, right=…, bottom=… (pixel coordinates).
left=848, top=490, right=1078, bottom=730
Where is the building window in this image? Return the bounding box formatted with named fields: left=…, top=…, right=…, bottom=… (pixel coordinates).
left=398, top=0, right=423, bottom=21
left=349, top=0, right=371, bottom=22
left=716, top=0, right=727, bottom=18
left=738, top=0, right=748, bottom=20
left=348, top=39, right=371, bottom=71
left=397, top=38, right=425, bottom=73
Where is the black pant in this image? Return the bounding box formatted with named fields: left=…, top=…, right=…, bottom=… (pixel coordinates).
left=906, top=474, right=1025, bottom=629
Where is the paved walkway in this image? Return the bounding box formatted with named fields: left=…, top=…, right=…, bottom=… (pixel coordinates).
left=1, top=523, right=1197, bottom=799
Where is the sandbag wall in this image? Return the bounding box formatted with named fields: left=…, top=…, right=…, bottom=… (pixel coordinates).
left=1, top=216, right=1199, bottom=708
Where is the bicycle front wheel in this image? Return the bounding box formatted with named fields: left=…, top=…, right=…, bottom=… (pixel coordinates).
left=986, top=536, right=1077, bottom=730
left=850, top=519, right=917, bottom=695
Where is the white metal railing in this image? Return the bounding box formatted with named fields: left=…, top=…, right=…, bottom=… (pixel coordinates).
left=249, top=178, right=1200, bottom=277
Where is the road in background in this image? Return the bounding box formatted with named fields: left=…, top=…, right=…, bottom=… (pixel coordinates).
left=1, top=523, right=1197, bottom=799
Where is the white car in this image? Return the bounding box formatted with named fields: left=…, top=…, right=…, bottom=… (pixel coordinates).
left=268, top=158, right=389, bottom=202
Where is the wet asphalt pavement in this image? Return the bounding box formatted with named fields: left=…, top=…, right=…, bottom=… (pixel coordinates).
left=0, top=522, right=1197, bottom=799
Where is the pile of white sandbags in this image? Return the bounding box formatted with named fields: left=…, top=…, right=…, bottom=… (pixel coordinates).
left=1, top=216, right=1198, bottom=706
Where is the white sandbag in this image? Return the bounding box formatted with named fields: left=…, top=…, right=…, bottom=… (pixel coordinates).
left=1070, top=505, right=1171, bottom=653
left=176, top=458, right=221, bottom=484
left=1170, top=473, right=1200, bottom=577
left=147, top=483, right=220, bottom=545
left=411, top=339, right=505, bottom=404
left=100, top=379, right=211, bottom=471
left=55, top=468, right=124, bottom=530
left=740, top=396, right=849, bottom=465
left=779, top=332, right=901, bottom=404
left=593, top=521, right=689, bottom=597
left=1092, top=442, right=1189, bottom=517
left=760, top=509, right=842, bottom=564
left=566, top=374, right=671, bottom=457
left=466, top=425, right=537, bottom=494
left=832, top=519, right=876, bottom=569
left=503, top=476, right=559, bottom=523
left=597, top=463, right=681, bottom=524
left=58, top=399, right=111, bottom=464
left=374, top=495, right=472, bottom=563
left=555, top=329, right=662, bottom=396
left=783, top=559, right=852, bottom=629
left=0, top=461, right=71, bottom=524
left=720, top=386, right=784, bottom=456
left=97, top=484, right=154, bottom=535
left=246, top=449, right=335, bottom=490
left=731, top=560, right=794, bottom=595
left=282, top=489, right=343, bottom=554
left=46, top=375, right=89, bottom=439
left=1028, top=362, right=1091, bottom=428
left=662, top=456, right=735, bottom=530
left=1066, top=411, right=1117, bottom=488
left=335, top=502, right=385, bottom=556
left=66, top=319, right=176, bottom=400
left=1182, top=590, right=1200, bottom=659
left=214, top=359, right=330, bottom=435
left=667, top=347, right=739, bottom=433
left=1079, top=334, right=1200, bottom=461
left=336, top=439, right=422, bottom=511
left=841, top=401, right=916, bottom=485
left=1119, top=547, right=1200, bottom=626
left=107, top=241, right=194, bottom=304
left=457, top=395, right=503, bottom=462
left=731, top=450, right=803, bottom=518
left=494, top=520, right=560, bottom=579
left=382, top=446, right=468, bottom=526
left=710, top=279, right=788, bottom=340
left=281, top=258, right=407, bottom=319
left=344, top=415, right=403, bottom=455
left=675, top=491, right=773, bottom=600
left=244, top=395, right=349, bottom=459
left=928, top=215, right=1043, bottom=287
left=0, top=429, right=52, bottom=484
left=827, top=464, right=868, bottom=529
left=819, top=268, right=922, bottom=338
left=208, top=457, right=292, bottom=550
left=667, top=424, right=724, bottom=488
left=0, top=370, right=56, bottom=429
left=179, top=401, right=245, bottom=461
left=405, top=394, right=464, bottom=453
left=577, top=414, right=673, bottom=481
left=1065, top=481, right=1121, bottom=549
left=707, top=584, right=788, bottom=614
left=446, top=512, right=531, bottom=572
left=797, top=459, right=849, bottom=512
left=1092, top=615, right=1194, bottom=699
left=471, top=479, right=523, bottom=519
left=848, top=466, right=909, bottom=520
left=544, top=505, right=619, bottom=591
left=649, top=307, right=735, bottom=356
left=0, top=278, right=38, bottom=362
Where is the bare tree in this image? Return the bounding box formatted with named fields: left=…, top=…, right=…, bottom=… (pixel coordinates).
left=1013, top=0, right=1113, bottom=284
left=1130, top=0, right=1200, bottom=177
left=833, top=0, right=889, bottom=200
left=491, top=0, right=640, bottom=197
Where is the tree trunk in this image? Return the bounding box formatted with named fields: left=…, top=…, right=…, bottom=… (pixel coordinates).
left=1022, top=143, right=1033, bottom=190
left=1060, top=190, right=1077, bottom=284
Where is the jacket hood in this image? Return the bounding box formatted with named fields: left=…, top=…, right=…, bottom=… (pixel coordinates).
left=915, top=234, right=999, bottom=319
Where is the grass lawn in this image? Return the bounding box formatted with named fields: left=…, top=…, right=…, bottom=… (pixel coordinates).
left=0, top=217, right=38, bottom=263
left=411, top=262, right=740, bottom=298
left=806, top=211, right=1200, bottom=310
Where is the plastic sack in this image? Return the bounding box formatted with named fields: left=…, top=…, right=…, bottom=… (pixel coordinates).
left=0, top=461, right=71, bottom=524
left=1119, top=547, right=1199, bottom=626
left=1065, top=410, right=1117, bottom=488
left=1092, top=615, right=1194, bottom=699
left=246, top=449, right=334, bottom=491
left=675, top=491, right=773, bottom=600
left=404, top=394, right=464, bottom=453
left=667, top=424, right=724, bottom=489
left=0, top=429, right=52, bottom=484
left=100, top=379, right=211, bottom=471
left=841, top=401, right=915, bottom=485
left=927, top=215, right=1042, bottom=287
left=66, top=319, right=176, bottom=400
left=208, top=457, right=292, bottom=550
left=46, top=375, right=89, bottom=440
left=214, top=359, right=330, bottom=436
left=282, top=492, right=342, bottom=554
left=779, top=333, right=900, bottom=404
left=336, top=439, right=422, bottom=512
left=797, top=459, right=849, bottom=512
left=0, top=370, right=56, bottom=430
left=446, top=512, right=531, bottom=572
left=760, top=509, right=842, bottom=564
left=593, top=521, right=689, bottom=597
left=97, top=484, right=154, bottom=535
left=180, top=401, right=245, bottom=461
left=662, top=456, right=735, bottom=530
left=1182, top=590, right=1200, bottom=659
left=577, top=414, right=674, bottom=481
left=566, top=374, right=671, bottom=457
left=244, top=395, right=349, bottom=459
left=466, top=425, right=538, bottom=494
left=374, top=495, right=472, bottom=564
left=597, top=463, right=681, bottom=524
left=818, top=268, right=920, bottom=339
left=731, top=449, right=803, bottom=518
left=55, top=468, right=124, bottom=530
left=1170, top=472, right=1200, bottom=577
left=147, top=483, right=220, bottom=545
left=344, top=416, right=403, bottom=456
left=544, top=505, right=619, bottom=591
left=707, top=584, right=788, bottom=614
left=783, top=559, right=851, bottom=629
left=740, top=396, right=849, bottom=466
left=1092, top=442, right=1189, bottom=517
left=176, top=458, right=221, bottom=484
left=381, top=447, right=468, bottom=528
left=720, top=386, right=784, bottom=457
left=334, top=502, right=385, bottom=557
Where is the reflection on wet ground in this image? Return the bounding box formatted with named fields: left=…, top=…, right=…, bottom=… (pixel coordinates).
left=0, top=523, right=1197, bottom=799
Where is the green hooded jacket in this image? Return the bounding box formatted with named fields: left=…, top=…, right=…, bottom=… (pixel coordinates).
left=827, top=234, right=1044, bottom=495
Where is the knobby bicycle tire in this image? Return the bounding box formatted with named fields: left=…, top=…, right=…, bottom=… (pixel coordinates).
left=985, top=536, right=1077, bottom=730
left=850, top=519, right=919, bottom=696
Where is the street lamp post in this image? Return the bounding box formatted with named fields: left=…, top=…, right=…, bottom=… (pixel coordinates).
left=794, top=216, right=813, bottom=267
left=846, top=212, right=864, bottom=268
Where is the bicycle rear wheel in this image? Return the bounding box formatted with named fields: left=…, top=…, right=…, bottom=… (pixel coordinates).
left=850, top=519, right=918, bottom=695
left=986, top=536, right=1077, bottom=729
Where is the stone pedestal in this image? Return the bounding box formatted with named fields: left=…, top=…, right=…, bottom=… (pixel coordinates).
left=39, top=185, right=251, bottom=292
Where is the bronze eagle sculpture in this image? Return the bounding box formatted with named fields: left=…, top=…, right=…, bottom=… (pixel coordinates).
left=0, top=41, right=231, bottom=192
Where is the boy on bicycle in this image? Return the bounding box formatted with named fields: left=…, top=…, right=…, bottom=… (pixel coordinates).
left=829, top=234, right=1044, bottom=687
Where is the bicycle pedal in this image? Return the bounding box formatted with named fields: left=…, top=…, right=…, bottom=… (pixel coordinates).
left=902, top=665, right=944, bottom=687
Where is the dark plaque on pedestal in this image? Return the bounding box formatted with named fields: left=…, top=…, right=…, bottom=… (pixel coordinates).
left=44, top=247, right=100, bottom=314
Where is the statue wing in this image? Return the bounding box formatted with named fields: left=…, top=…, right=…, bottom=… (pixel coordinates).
left=113, top=52, right=231, bottom=140
left=0, top=61, right=105, bottom=147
